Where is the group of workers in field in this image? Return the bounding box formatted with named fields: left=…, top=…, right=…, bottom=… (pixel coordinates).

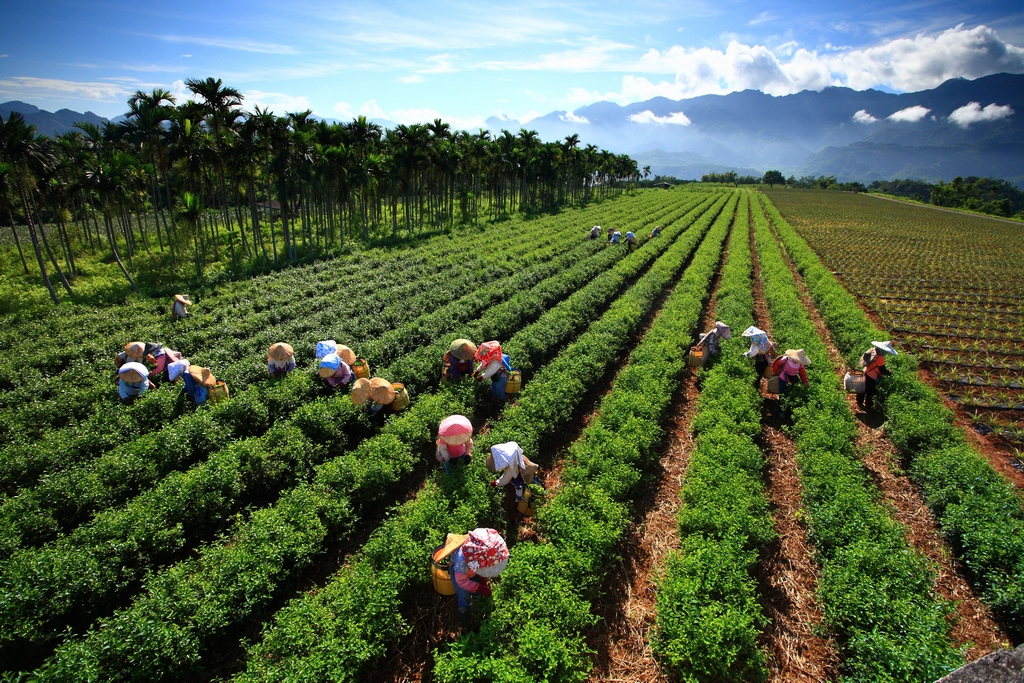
left=693, top=321, right=899, bottom=415
left=589, top=224, right=646, bottom=251
left=114, top=288, right=903, bottom=635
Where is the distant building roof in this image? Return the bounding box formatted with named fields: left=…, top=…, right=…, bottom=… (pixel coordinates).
left=256, top=200, right=281, bottom=212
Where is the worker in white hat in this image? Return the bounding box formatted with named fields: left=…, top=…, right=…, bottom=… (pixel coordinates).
left=858, top=341, right=897, bottom=411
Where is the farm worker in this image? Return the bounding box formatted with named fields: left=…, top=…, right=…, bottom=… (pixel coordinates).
left=697, top=321, right=731, bottom=357
left=772, top=349, right=810, bottom=395
left=318, top=352, right=352, bottom=387
left=444, top=339, right=477, bottom=383
left=146, top=346, right=183, bottom=385
left=171, top=294, right=191, bottom=320
left=436, top=414, right=474, bottom=474
left=117, top=362, right=153, bottom=404
left=167, top=358, right=191, bottom=383
left=606, top=226, right=615, bottom=241
left=367, top=377, right=395, bottom=414
left=607, top=230, right=621, bottom=245
left=449, top=528, right=509, bottom=632
left=350, top=377, right=372, bottom=408
left=183, top=365, right=217, bottom=406
left=625, top=231, right=638, bottom=252
left=474, top=341, right=510, bottom=408
left=267, top=343, right=296, bottom=377
left=488, top=441, right=539, bottom=538
left=589, top=225, right=601, bottom=240
left=115, top=341, right=147, bottom=370
left=648, top=225, right=662, bottom=238
left=858, top=341, right=897, bottom=410
left=741, top=325, right=777, bottom=379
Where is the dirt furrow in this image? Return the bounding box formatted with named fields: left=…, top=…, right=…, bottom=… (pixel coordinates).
left=375, top=254, right=696, bottom=683
left=751, top=214, right=841, bottom=683
left=773, top=224, right=1012, bottom=660
left=585, top=240, right=725, bottom=683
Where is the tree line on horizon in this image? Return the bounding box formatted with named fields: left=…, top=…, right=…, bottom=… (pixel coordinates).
left=0, top=77, right=641, bottom=305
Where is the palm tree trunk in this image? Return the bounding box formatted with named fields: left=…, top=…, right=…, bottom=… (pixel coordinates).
left=20, top=190, right=58, bottom=303
left=7, top=207, right=30, bottom=274
left=104, top=212, right=139, bottom=292
left=28, top=193, right=73, bottom=296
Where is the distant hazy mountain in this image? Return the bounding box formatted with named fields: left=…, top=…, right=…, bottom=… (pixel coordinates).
left=6, top=72, right=1022, bottom=185
left=498, top=72, right=1024, bottom=185
left=0, top=101, right=108, bottom=137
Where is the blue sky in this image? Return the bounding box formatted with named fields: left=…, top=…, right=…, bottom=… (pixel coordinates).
left=1, top=0, right=1022, bottom=126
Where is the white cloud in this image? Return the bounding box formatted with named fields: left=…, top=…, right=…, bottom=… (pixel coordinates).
left=385, top=106, right=487, bottom=130
left=418, top=54, right=457, bottom=74
left=560, top=111, right=589, bottom=124
left=358, top=99, right=388, bottom=119
left=748, top=12, right=774, bottom=26
left=478, top=40, right=633, bottom=72
left=948, top=101, right=1014, bottom=127
left=888, top=105, right=930, bottom=122
left=169, top=79, right=190, bottom=103
left=566, top=24, right=1024, bottom=106
left=0, top=54, right=8, bottom=59
left=244, top=90, right=313, bottom=114
left=332, top=101, right=353, bottom=118
left=853, top=109, right=878, bottom=123
left=519, top=110, right=544, bottom=124
left=158, top=35, right=297, bottom=54
left=398, top=75, right=425, bottom=83
left=0, top=76, right=134, bottom=102
left=828, top=25, right=1024, bottom=92
left=628, top=110, right=692, bottom=125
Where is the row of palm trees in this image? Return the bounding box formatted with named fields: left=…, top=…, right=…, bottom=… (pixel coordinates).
left=0, top=78, right=642, bottom=304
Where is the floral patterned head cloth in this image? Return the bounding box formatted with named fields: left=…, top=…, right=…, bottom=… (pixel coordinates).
left=462, top=527, right=509, bottom=577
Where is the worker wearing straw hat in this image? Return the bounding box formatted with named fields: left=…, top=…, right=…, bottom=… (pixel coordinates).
left=267, top=343, right=296, bottom=377
left=449, top=528, right=508, bottom=632
left=444, top=339, right=477, bottom=383
left=648, top=225, right=662, bottom=238
left=589, top=225, right=601, bottom=240
left=183, top=365, right=217, bottom=405
left=858, top=341, right=897, bottom=411
left=117, top=362, right=153, bottom=403
left=771, top=350, right=810, bottom=417
left=171, top=294, right=191, bottom=321
left=607, top=229, right=621, bottom=245
left=697, top=321, right=732, bottom=357
left=115, top=341, right=147, bottom=370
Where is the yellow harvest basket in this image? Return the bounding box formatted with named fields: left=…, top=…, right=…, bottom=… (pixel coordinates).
left=431, top=533, right=469, bottom=596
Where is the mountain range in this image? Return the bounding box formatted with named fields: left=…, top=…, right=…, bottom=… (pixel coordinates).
left=3, top=72, right=1022, bottom=185
left=492, top=72, right=1024, bottom=185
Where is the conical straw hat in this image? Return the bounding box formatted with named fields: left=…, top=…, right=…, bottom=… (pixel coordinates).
left=369, top=377, right=395, bottom=405
left=188, top=365, right=217, bottom=387
left=268, top=342, right=294, bottom=362
left=350, top=377, right=371, bottom=405
left=783, top=349, right=810, bottom=366
left=124, top=341, right=146, bottom=359
left=337, top=345, right=357, bottom=366
left=450, top=339, right=477, bottom=362
left=871, top=341, right=898, bottom=356
left=118, top=362, right=149, bottom=383
left=174, top=294, right=191, bottom=305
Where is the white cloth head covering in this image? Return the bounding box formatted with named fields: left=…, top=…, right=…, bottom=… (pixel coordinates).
left=740, top=326, right=771, bottom=358
left=168, top=358, right=191, bottom=381
left=490, top=442, right=525, bottom=472
left=714, top=321, right=731, bottom=340
left=871, top=341, right=898, bottom=356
